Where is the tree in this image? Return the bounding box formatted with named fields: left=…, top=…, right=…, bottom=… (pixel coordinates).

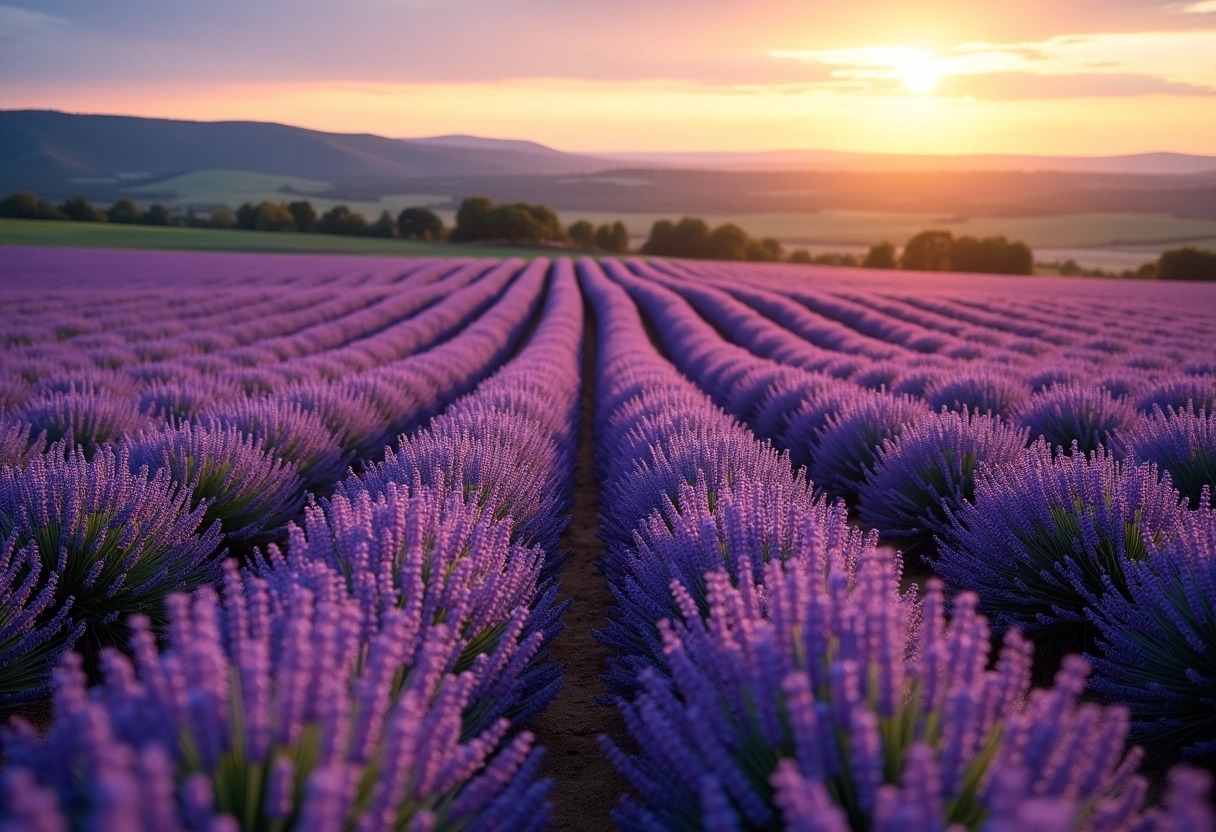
left=141, top=204, right=175, bottom=226
left=789, top=249, right=812, bottom=264
left=949, top=235, right=1033, bottom=275
left=448, top=196, right=494, bottom=242
left=595, top=221, right=630, bottom=253
left=315, top=205, right=368, bottom=236
left=253, top=201, right=296, bottom=232
left=58, top=196, right=105, bottom=222
left=641, top=217, right=712, bottom=257
left=707, top=224, right=751, bottom=261
left=209, top=208, right=236, bottom=229
left=1156, top=247, right=1216, bottom=281
left=862, top=241, right=897, bottom=269
left=0, top=192, right=63, bottom=220
left=107, top=198, right=142, bottom=224
left=287, top=200, right=317, bottom=232
left=746, top=237, right=783, bottom=262
left=397, top=207, right=445, bottom=240
left=235, top=202, right=259, bottom=230
left=567, top=220, right=596, bottom=250
left=366, top=210, right=396, bottom=238
left=900, top=230, right=954, bottom=271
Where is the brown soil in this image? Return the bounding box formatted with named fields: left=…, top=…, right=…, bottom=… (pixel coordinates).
left=532, top=325, right=627, bottom=831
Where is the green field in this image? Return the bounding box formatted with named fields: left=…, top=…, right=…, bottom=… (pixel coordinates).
left=124, top=169, right=452, bottom=223
left=566, top=209, right=1216, bottom=250
left=0, top=219, right=559, bottom=260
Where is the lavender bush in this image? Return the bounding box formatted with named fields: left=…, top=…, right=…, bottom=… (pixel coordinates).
left=933, top=444, right=1190, bottom=632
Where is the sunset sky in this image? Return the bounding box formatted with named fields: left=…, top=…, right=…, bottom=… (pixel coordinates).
left=2, top=0, right=1214, bottom=155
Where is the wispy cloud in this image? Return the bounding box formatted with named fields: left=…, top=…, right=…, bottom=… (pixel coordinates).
left=1182, top=1, right=1216, bottom=13
left=770, top=29, right=1216, bottom=99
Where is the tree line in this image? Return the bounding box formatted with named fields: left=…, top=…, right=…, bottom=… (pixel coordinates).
left=2, top=190, right=1212, bottom=279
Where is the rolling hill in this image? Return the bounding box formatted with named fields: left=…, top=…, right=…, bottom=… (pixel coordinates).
left=0, top=110, right=612, bottom=197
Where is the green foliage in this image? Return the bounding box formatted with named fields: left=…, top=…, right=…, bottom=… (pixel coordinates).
left=234, top=202, right=258, bottom=231
left=286, top=200, right=317, bottom=232
left=863, top=241, right=897, bottom=269
left=209, top=208, right=237, bottom=229
left=899, top=230, right=1033, bottom=274
left=595, top=221, right=630, bottom=253
left=900, top=229, right=954, bottom=271
left=950, top=234, right=1033, bottom=275
left=641, top=216, right=784, bottom=261
left=0, top=192, right=63, bottom=220
left=141, top=204, right=176, bottom=227
left=567, top=219, right=596, bottom=250
left=58, top=196, right=106, bottom=222
left=106, top=198, right=142, bottom=224
left=1156, top=246, right=1216, bottom=281
left=252, top=201, right=296, bottom=232
left=315, top=204, right=369, bottom=236
left=365, top=210, right=397, bottom=238
left=707, top=223, right=751, bottom=260
left=747, top=237, right=784, bottom=262
left=448, top=196, right=565, bottom=244
left=397, top=206, right=445, bottom=240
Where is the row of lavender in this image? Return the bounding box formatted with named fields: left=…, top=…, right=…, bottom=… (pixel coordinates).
left=578, top=258, right=1211, bottom=830
left=600, top=258, right=1216, bottom=764
left=1, top=249, right=583, bottom=828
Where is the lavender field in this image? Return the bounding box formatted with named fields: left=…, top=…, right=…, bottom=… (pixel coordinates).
left=0, top=245, right=1214, bottom=831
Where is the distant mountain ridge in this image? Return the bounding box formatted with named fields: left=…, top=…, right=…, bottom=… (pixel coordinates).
left=0, top=110, right=613, bottom=196
left=591, top=149, right=1216, bottom=176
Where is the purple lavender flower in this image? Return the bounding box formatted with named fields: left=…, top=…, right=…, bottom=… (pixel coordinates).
left=0, top=420, right=47, bottom=468
left=1088, top=504, right=1216, bottom=757
left=0, top=536, right=83, bottom=704
left=924, top=366, right=1029, bottom=418
left=1139, top=377, right=1216, bottom=416
left=0, top=564, right=552, bottom=830
left=857, top=408, right=1029, bottom=542
left=202, top=396, right=350, bottom=492
left=809, top=392, right=929, bottom=503
left=605, top=551, right=1152, bottom=831
left=1016, top=383, right=1138, bottom=455
left=124, top=422, right=305, bottom=544
left=280, top=381, right=388, bottom=459
left=933, top=443, right=1190, bottom=632
left=1117, top=404, right=1214, bottom=508
left=0, top=446, right=224, bottom=650
left=10, top=389, right=151, bottom=458
left=137, top=375, right=245, bottom=422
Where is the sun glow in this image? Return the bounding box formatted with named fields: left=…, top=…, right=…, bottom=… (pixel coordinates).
left=898, top=55, right=943, bottom=94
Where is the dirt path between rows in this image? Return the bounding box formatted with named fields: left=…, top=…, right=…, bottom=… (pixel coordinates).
left=533, top=321, right=626, bottom=831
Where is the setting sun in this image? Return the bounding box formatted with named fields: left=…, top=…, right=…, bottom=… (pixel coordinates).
left=898, top=54, right=943, bottom=94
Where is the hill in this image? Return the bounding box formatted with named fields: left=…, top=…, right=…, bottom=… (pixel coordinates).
left=0, top=110, right=612, bottom=197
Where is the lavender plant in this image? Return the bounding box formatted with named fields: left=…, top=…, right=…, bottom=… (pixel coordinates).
left=1116, top=404, right=1214, bottom=508
left=933, top=444, right=1190, bottom=632
left=202, top=396, right=350, bottom=491
left=809, top=392, right=929, bottom=503
left=0, top=446, right=224, bottom=654
left=0, top=564, right=553, bottom=830
left=258, top=484, right=563, bottom=729
left=1016, top=383, right=1138, bottom=455
left=1139, top=377, right=1216, bottom=416
left=604, top=550, right=1154, bottom=831
left=0, top=420, right=46, bottom=468
left=10, top=389, right=151, bottom=457
left=1088, top=503, right=1216, bottom=757
left=924, top=367, right=1029, bottom=418
left=0, top=536, right=83, bottom=704
left=125, top=423, right=305, bottom=544
left=857, top=409, right=1029, bottom=542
